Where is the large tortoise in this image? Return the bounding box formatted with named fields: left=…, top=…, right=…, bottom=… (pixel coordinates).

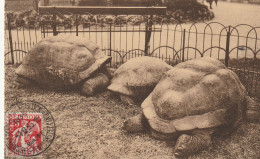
left=15, top=35, right=111, bottom=96
left=107, top=56, right=172, bottom=104
left=123, top=57, right=259, bottom=157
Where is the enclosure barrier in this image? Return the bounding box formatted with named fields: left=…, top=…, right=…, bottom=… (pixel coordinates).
left=4, top=13, right=260, bottom=100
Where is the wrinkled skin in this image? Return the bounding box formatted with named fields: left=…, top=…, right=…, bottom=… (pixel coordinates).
left=123, top=97, right=259, bottom=157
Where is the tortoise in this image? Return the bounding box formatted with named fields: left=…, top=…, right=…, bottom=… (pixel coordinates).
left=15, top=35, right=112, bottom=96
left=107, top=56, right=173, bottom=104
left=123, top=57, right=260, bottom=157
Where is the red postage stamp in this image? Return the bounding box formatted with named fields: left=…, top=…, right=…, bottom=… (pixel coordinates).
left=7, top=113, right=42, bottom=157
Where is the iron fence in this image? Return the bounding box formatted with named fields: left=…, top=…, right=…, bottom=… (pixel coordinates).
left=4, top=12, right=260, bottom=99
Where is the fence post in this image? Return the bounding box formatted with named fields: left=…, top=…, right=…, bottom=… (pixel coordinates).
left=144, top=15, right=153, bottom=56
left=52, top=7, right=58, bottom=36
left=7, top=14, right=15, bottom=64
left=75, top=14, right=79, bottom=36
left=35, top=0, right=39, bottom=13
left=109, top=23, right=112, bottom=67
left=225, top=26, right=231, bottom=67
left=41, top=21, right=46, bottom=38
left=182, top=29, right=186, bottom=62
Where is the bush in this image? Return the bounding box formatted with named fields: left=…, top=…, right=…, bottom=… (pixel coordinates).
left=78, top=0, right=107, bottom=6
left=78, top=0, right=163, bottom=6
left=165, top=0, right=214, bottom=22
left=111, top=0, right=162, bottom=6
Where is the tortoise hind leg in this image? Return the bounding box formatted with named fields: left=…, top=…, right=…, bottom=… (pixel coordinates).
left=120, top=94, right=136, bottom=105
left=174, top=129, right=213, bottom=157
left=14, top=76, right=34, bottom=88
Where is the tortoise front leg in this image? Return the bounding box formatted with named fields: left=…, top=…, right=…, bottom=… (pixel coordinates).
left=174, top=129, right=213, bottom=157
left=81, top=73, right=110, bottom=96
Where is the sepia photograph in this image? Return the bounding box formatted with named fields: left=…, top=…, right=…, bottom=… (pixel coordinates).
left=2, top=0, right=260, bottom=158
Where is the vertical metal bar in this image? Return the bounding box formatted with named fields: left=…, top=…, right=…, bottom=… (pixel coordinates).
left=182, top=29, right=186, bottom=62
left=88, top=22, right=90, bottom=39
left=95, top=22, right=97, bottom=43
left=22, top=27, right=25, bottom=51
left=126, top=23, right=129, bottom=54
left=166, top=24, right=169, bottom=59
left=16, top=28, right=20, bottom=53
left=75, top=14, right=79, bottom=36
left=109, top=23, right=112, bottom=67
left=138, top=24, right=140, bottom=54
left=28, top=26, right=32, bottom=48
left=35, top=0, right=39, bottom=12
left=152, top=24, right=155, bottom=52
left=225, top=26, right=231, bottom=67
left=52, top=8, right=58, bottom=36
left=42, top=22, right=46, bottom=38
left=101, top=22, right=103, bottom=49
left=144, top=19, right=149, bottom=56
left=35, top=26, right=38, bottom=43
left=14, top=42, right=18, bottom=63
left=144, top=15, right=153, bottom=56
left=7, top=14, right=14, bottom=64
left=120, top=24, right=122, bottom=52
left=113, top=22, right=115, bottom=54
left=158, top=24, right=162, bottom=56
left=132, top=25, right=134, bottom=52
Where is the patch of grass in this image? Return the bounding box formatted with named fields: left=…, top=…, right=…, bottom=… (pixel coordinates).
left=4, top=65, right=260, bottom=158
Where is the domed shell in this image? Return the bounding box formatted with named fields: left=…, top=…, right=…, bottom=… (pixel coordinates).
left=16, top=35, right=111, bottom=88
left=107, top=56, right=173, bottom=98
left=142, top=57, right=246, bottom=134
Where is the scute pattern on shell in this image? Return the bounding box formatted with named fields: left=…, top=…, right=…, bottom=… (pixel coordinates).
left=142, top=57, right=246, bottom=134
left=16, top=35, right=111, bottom=88
left=107, top=56, right=173, bottom=96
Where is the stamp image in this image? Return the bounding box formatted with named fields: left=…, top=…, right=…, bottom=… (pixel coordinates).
left=5, top=101, right=55, bottom=157
left=8, top=113, right=42, bottom=157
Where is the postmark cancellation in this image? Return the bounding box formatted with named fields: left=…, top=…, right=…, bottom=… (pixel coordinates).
left=5, top=101, right=55, bottom=157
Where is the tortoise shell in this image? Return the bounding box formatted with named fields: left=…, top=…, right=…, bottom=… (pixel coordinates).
left=142, top=57, right=246, bottom=134
left=108, top=56, right=173, bottom=99
left=16, top=35, right=111, bottom=89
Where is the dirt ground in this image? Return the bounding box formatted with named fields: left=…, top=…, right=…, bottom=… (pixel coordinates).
left=4, top=65, right=260, bottom=159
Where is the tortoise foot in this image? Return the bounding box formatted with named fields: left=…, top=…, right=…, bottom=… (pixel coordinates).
left=120, top=94, right=135, bottom=105
left=12, top=81, right=24, bottom=89
left=246, top=96, right=260, bottom=122
left=174, top=130, right=212, bottom=157
left=123, top=114, right=148, bottom=133
left=15, top=76, right=33, bottom=88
